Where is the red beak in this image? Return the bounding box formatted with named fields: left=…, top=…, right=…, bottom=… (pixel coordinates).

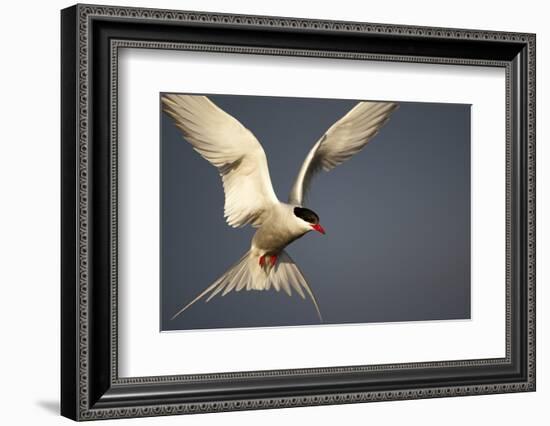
left=311, top=223, right=326, bottom=235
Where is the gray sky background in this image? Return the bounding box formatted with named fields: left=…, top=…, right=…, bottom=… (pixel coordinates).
left=160, top=94, right=471, bottom=331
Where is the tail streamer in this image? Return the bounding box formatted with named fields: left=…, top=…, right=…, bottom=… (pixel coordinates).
left=170, top=250, right=322, bottom=321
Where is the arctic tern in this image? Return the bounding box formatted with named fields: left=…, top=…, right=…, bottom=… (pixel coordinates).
left=162, top=94, right=398, bottom=321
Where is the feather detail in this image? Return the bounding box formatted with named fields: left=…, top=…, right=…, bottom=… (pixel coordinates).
left=162, top=94, right=279, bottom=228
left=170, top=250, right=322, bottom=322
left=288, top=101, right=398, bottom=206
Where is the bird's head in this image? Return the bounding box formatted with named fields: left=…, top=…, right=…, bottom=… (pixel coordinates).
left=293, top=207, right=325, bottom=235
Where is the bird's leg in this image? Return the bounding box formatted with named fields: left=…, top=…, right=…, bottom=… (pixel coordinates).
left=259, top=254, right=277, bottom=267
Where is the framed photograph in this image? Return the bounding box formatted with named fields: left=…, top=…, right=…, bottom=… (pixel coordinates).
left=61, top=3, right=536, bottom=421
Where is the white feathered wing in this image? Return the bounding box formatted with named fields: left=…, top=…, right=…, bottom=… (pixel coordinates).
left=162, top=94, right=279, bottom=227
left=288, top=101, right=399, bottom=206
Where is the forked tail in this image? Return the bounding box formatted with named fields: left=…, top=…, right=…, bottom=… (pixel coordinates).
left=170, top=250, right=322, bottom=321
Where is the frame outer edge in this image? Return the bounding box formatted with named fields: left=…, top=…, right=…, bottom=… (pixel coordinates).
left=61, top=4, right=80, bottom=422
left=65, top=4, right=536, bottom=421
left=526, top=33, right=536, bottom=390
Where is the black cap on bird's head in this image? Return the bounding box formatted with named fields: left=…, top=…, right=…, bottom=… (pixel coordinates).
left=293, top=207, right=325, bottom=234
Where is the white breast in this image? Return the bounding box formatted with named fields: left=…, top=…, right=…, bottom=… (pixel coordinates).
left=251, top=203, right=308, bottom=254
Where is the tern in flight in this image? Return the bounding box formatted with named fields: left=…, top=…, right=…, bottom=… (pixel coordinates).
left=162, top=94, right=398, bottom=321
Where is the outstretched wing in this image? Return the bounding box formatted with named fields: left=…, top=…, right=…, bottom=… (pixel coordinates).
left=288, top=101, right=398, bottom=206
left=162, top=94, right=279, bottom=227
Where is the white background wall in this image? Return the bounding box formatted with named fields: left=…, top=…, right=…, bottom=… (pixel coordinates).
left=0, top=0, right=547, bottom=424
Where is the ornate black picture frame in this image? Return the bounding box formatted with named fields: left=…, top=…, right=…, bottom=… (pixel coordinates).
left=61, top=3, right=536, bottom=421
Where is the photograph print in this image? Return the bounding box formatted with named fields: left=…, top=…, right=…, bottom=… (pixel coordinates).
left=160, top=93, right=471, bottom=331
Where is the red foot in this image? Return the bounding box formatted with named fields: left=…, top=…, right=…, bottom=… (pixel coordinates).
left=259, top=254, right=277, bottom=267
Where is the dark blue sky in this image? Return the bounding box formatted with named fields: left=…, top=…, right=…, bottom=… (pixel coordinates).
left=160, top=94, right=471, bottom=331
